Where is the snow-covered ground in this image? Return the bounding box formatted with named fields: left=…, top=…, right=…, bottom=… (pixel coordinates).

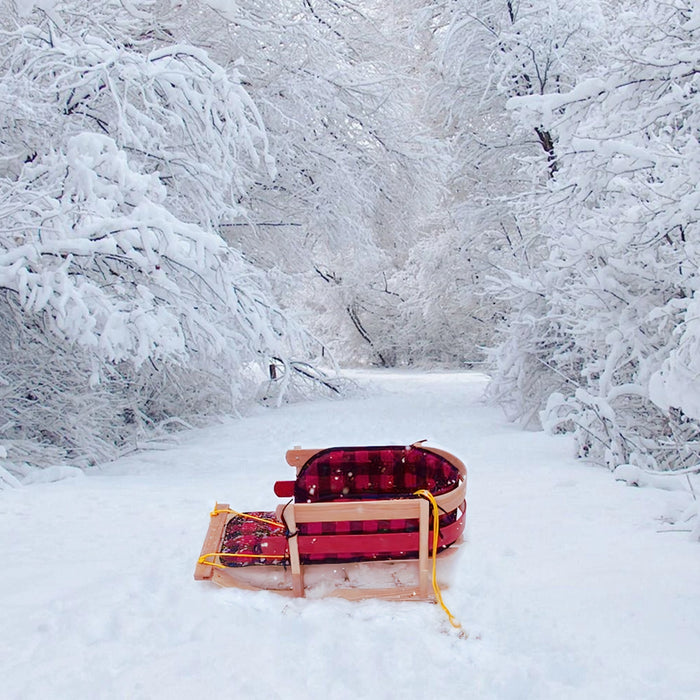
left=2, top=370, right=699, bottom=700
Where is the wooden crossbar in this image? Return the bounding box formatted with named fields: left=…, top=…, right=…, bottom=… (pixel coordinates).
left=194, top=502, right=230, bottom=581
left=292, top=498, right=423, bottom=523
left=285, top=497, right=431, bottom=598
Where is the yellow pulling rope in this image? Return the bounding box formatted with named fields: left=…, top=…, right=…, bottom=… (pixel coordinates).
left=414, top=489, right=462, bottom=630
left=210, top=507, right=286, bottom=529
left=200, top=509, right=288, bottom=569
left=206, top=499, right=463, bottom=633
left=198, top=552, right=287, bottom=569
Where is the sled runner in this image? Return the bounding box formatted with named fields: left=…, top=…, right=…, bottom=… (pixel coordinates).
left=194, top=442, right=467, bottom=601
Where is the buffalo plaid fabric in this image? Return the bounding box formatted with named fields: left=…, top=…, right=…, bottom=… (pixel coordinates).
left=294, top=445, right=459, bottom=502
left=219, top=512, right=288, bottom=567
left=294, top=445, right=462, bottom=563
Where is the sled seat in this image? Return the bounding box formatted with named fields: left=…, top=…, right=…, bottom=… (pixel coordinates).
left=195, top=442, right=467, bottom=600
left=283, top=444, right=464, bottom=561
left=217, top=511, right=288, bottom=566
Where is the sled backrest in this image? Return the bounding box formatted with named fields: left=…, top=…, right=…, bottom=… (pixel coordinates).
left=280, top=443, right=467, bottom=597
left=288, top=443, right=465, bottom=503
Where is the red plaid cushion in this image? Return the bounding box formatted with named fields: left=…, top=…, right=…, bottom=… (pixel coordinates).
left=294, top=445, right=460, bottom=503
left=294, top=445, right=463, bottom=563
left=219, top=512, right=288, bottom=567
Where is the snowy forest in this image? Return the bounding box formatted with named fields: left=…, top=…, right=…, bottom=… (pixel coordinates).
left=1, top=0, right=698, bottom=480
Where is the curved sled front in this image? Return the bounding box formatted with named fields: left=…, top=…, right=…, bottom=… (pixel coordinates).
left=194, top=442, right=467, bottom=600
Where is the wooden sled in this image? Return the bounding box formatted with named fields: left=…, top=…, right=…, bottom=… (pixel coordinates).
left=195, top=441, right=467, bottom=601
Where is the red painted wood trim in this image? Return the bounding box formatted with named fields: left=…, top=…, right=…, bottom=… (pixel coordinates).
left=274, top=480, right=295, bottom=497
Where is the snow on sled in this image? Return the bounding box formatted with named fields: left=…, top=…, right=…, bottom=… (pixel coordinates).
left=195, top=441, right=467, bottom=601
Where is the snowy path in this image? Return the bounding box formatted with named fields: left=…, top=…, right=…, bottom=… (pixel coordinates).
left=2, top=370, right=700, bottom=700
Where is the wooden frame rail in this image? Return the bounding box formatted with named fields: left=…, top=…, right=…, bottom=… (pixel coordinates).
left=284, top=497, right=432, bottom=598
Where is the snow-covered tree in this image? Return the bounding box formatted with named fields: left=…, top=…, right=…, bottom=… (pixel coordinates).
left=0, top=0, right=331, bottom=469
left=167, top=0, right=450, bottom=365
left=386, top=0, right=608, bottom=370
left=494, top=0, right=700, bottom=470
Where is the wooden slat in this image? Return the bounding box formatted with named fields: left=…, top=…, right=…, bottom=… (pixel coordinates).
left=418, top=498, right=430, bottom=597
left=285, top=447, right=321, bottom=474
left=211, top=569, right=296, bottom=595
left=419, top=445, right=468, bottom=478
left=434, top=479, right=467, bottom=514
left=284, top=506, right=304, bottom=597
left=291, top=490, right=465, bottom=524
left=292, top=498, right=422, bottom=523
left=209, top=566, right=437, bottom=601
left=194, top=502, right=230, bottom=581
left=327, top=586, right=426, bottom=602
